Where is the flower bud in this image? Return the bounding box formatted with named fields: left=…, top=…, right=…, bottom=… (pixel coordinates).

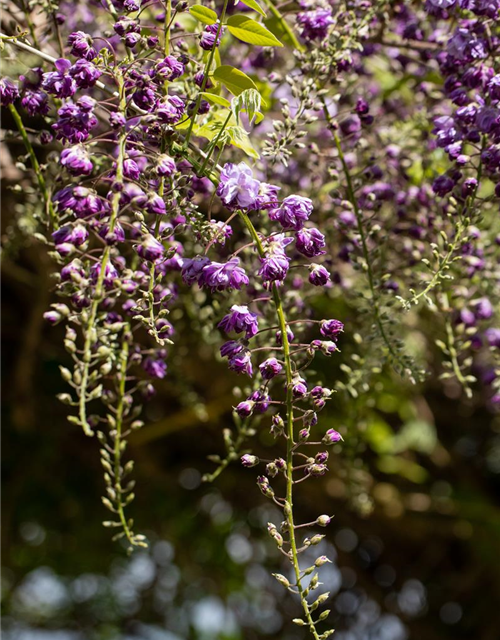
left=271, top=414, right=285, bottom=437
left=316, top=514, right=332, bottom=527
left=57, top=393, right=73, bottom=404
left=235, top=400, right=255, bottom=417
left=59, top=367, right=72, bottom=382
left=266, top=462, right=278, bottom=477
left=43, top=310, right=62, bottom=325
left=52, top=303, right=70, bottom=316
left=323, top=428, right=342, bottom=444
left=241, top=454, right=259, bottom=468
left=257, top=475, right=274, bottom=498
left=272, top=573, right=290, bottom=588
left=308, top=463, right=328, bottom=477
left=303, top=410, right=318, bottom=427
left=267, top=523, right=283, bottom=547
left=310, top=592, right=330, bottom=611
left=291, top=375, right=308, bottom=398
left=314, top=555, right=332, bottom=567
left=259, top=357, right=282, bottom=380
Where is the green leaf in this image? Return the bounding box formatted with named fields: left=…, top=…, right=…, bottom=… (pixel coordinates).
left=213, top=65, right=259, bottom=96
left=175, top=118, right=197, bottom=133
left=227, top=125, right=260, bottom=159
left=226, top=14, right=283, bottom=47
left=200, top=92, right=231, bottom=108
left=189, top=4, right=218, bottom=25
left=196, top=116, right=230, bottom=144
left=238, top=0, right=266, bottom=17
left=193, top=111, right=260, bottom=158
left=231, top=88, right=262, bottom=125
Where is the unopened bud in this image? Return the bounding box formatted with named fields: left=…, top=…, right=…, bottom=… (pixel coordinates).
left=272, top=573, right=290, bottom=588
left=241, top=454, right=259, bottom=468
left=316, top=514, right=332, bottom=527
left=315, top=555, right=332, bottom=567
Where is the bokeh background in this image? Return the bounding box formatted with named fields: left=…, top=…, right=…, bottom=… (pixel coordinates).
left=2, top=167, right=500, bottom=640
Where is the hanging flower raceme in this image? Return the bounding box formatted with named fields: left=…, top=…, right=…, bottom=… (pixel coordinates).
left=4, top=0, right=500, bottom=634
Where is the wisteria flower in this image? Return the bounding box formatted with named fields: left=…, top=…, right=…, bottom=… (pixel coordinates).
left=272, top=195, right=313, bottom=230
left=200, top=23, right=224, bottom=50
left=60, top=145, right=93, bottom=175
left=0, top=77, right=19, bottom=105
left=217, top=162, right=261, bottom=209
left=218, top=305, right=259, bottom=338
left=259, top=253, right=290, bottom=284
left=259, top=357, right=283, bottom=380
left=42, top=59, right=76, bottom=98
left=201, top=258, right=249, bottom=291
left=295, top=227, right=326, bottom=257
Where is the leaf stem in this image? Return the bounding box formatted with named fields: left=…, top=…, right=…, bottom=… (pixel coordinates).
left=321, top=98, right=410, bottom=374
left=239, top=212, right=322, bottom=639
left=408, top=153, right=483, bottom=306
left=113, top=331, right=137, bottom=545
left=183, top=0, right=230, bottom=148
left=78, top=71, right=127, bottom=436
left=8, top=103, right=58, bottom=228
left=164, top=0, right=172, bottom=55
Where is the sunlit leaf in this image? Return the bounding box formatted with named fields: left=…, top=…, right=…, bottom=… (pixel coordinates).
left=201, top=92, right=231, bottom=108
left=226, top=14, right=283, bottom=47
left=213, top=65, right=259, bottom=96
left=189, top=4, right=218, bottom=25
left=238, top=0, right=267, bottom=17
left=231, top=88, right=263, bottom=125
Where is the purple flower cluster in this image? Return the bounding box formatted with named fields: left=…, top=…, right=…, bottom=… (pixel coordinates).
left=200, top=23, right=224, bottom=51
left=52, top=96, right=98, bottom=142
left=297, top=7, right=334, bottom=41
left=216, top=163, right=261, bottom=209
left=0, top=77, right=20, bottom=105
left=182, top=257, right=249, bottom=292
left=10, top=0, right=500, bottom=622
left=218, top=305, right=259, bottom=338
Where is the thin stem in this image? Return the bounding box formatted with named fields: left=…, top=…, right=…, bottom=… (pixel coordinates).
left=8, top=103, right=58, bottom=228
left=200, top=109, right=232, bottom=173
left=78, top=71, right=127, bottom=436
left=20, top=0, right=40, bottom=49
left=444, top=317, right=473, bottom=398
left=164, top=0, right=172, bottom=55
left=238, top=212, right=321, bottom=639
left=104, top=0, right=119, bottom=19
left=323, top=99, right=408, bottom=373
left=113, top=332, right=136, bottom=545
left=183, top=0, right=229, bottom=148
left=409, top=155, right=483, bottom=306
left=51, top=10, right=65, bottom=57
